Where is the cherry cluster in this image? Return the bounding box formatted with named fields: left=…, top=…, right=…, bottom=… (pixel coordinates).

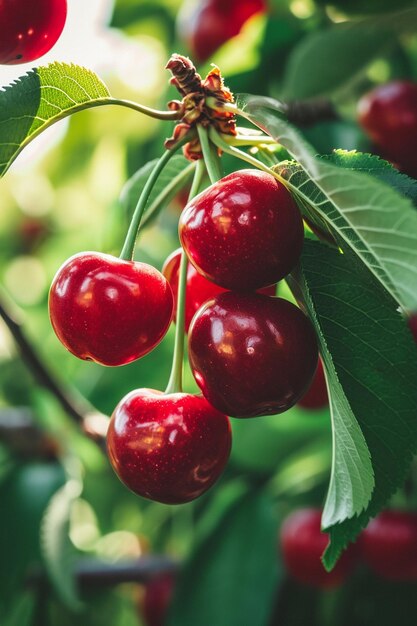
left=48, top=167, right=319, bottom=505
left=281, top=508, right=417, bottom=589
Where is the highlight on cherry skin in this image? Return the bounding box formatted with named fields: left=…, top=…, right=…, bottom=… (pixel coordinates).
left=162, top=247, right=276, bottom=332
left=280, top=509, right=358, bottom=589
left=0, top=0, right=67, bottom=65
left=179, top=169, right=304, bottom=292
left=177, top=0, right=266, bottom=63
left=188, top=292, right=318, bottom=418
left=48, top=252, right=174, bottom=367
left=106, top=389, right=232, bottom=504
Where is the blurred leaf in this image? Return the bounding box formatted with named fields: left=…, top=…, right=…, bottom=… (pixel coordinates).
left=120, top=155, right=195, bottom=229
left=2, top=591, right=35, bottom=626
left=167, top=488, right=280, bottom=626
left=237, top=94, right=417, bottom=311
left=40, top=479, right=83, bottom=611
left=289, top=240, right=417, bottom=568
left=315, top=0, right=417, bottom=15
left=0, top=462, right=66, bottom=615
left=0, top=63, right=110, bottom=176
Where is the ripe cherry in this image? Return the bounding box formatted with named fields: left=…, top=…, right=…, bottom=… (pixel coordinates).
left=408, top=314, right=417, bottom=344
left=280, top=509, right=358, bottom=589
left=188, top=292, right=318, bottom=418
left=107, top=389, right=231, bottom=504
left=358, top=81, right=417, bottom=178
left=298, top=358, right=328, bottom=410
left=49, top=252, right=173, bottom=367
left=162, top=248, right=276, bottom=332
left=361, top=511, right=417, bottom=581
left=142, top=573, right=175, bottom=626
left=178, top=0, right=265, bottom=63
left=179, top=170, right=304, bottom=292
left=0, top=0, right=67, bottom=65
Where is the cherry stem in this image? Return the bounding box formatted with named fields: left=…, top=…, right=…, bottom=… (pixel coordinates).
left=165, top=159, right=206, bottom=395
left=109, top=98, right=181, bottom=121
left=197, top=125, right=222, bottom=184
left=209, top=128, right=288, bottom=188
left=120, top=136, right=189, bottom=261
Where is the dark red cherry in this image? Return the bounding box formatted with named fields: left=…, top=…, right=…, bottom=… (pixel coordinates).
left=361, top=511, right=417, bottom=581
left=107, top=389, right=231, bottom=504
left=178, top=0, right=265, bottom=63
left=179, top=169, right=304, bottom=292
left=49, top=252, right=173, bottom=367
left=0, top=0, right=67, bottom=65
left=358, top=81, right=417, bottom=178
left=142, top=573, right=175, bottom=626
left=298, top=358, right=328, bottom=410
left=188, top=292, right=318, bottom=418
left=162, top=248, right=276, bottom=332
left=408, top=314, right=417, bottom=344
left=280, top=509, right=358, bottom=589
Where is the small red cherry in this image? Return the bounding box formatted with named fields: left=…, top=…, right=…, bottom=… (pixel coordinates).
left=49, top=252, right=173, bottom=367
left=361, top=510, right=417, bottom=581
left=162, top=248, right=276, bottom=332
left=178, top=0, right=266, bottom=63
left=107, top=389, right=231, bottom=504
left=142, top=573, right=175, bottom=626
left=298, top=358, right=328, bottom=410
left=0, top=0, right=67, bottom=65
left=179, top=169, right=304, bottom=292
left=358, top=81, right=417, bottom=178
left=280, top=509, right=358, bottom=589
left=188, top=292, right=318, bottom=418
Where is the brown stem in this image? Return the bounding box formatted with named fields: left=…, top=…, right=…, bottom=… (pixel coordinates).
left=0, top=288, right=108, bottom=451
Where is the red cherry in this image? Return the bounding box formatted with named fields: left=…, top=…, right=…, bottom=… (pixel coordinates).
left=107, top=389, right=231, bottom=504
left=0, top=0, right=67, bottom=65
left=162, top=248, right=276, bottom=332
left=298, top=358, right=328, bottom=410
left=188, top=292, right=318, bottom=418
left=361, top=511, right=417, bottom=581
left=49, top=252, right=173, bottom=367
left=280, top=509, right=357, bottom=589
left=408, top=313, right=417, bottom=344
left=142, top=573, right=175, bottom=626
left=179, top=170, right=304, bottom=292
left=178, top=0, right=265, bottom=63
left=358, top=81, right=417, bottom=178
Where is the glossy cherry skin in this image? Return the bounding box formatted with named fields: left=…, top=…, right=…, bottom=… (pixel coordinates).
left=49, top=252, right=173, bottom=367
left=361, top=511, right=417, bottom=581
left=298, top=358, right=328, bottom=410
left=142, top=573, right=175, bottom=626
left=358, top=81, right=417, bottom=178
left=188, top=293, right=318, bottom=418
left=162, top=248, right=276, bottom=332
left=179, top=170, right=304, bottom=292
left=280, top=509, right=358, bottom=589
left=107, top=389, right=232, bottom=504
left=0, top=0, right=67, bottom=65
left=178, top=0, right=265, bottom=63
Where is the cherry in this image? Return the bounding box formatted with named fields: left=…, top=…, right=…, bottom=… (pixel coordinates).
left=361, top=510, right=417, bottom=581
left=142, top=573, right=175, bottom=626
left=49, top=252, right=173, bottom=367
left=188, top=292, right=318, bottom=418
left=298, top=358, right=328, bottom=410
left=358, top=81, right=417, bottom=178
left=408, top=313, right=417, bottom=344
left=178, top=0, right=266, bottom=63
left=280, top=509, right=358, bottom=589
left=162, top=248, right=276, bottom=332
left=107, top=389, right=231, bottom=504
left=0, top=0, right=67, bottom=65
left=179, top=170, right=304, bottom=292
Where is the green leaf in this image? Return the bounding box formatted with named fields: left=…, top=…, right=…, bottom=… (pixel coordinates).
left=120, top=155, right=195, bottom=228
left=237, top=94, right=417, bottom=311
left=40, top=479, right=83, bottom=611
left=289, top=240, right=417, bottom=568
left=0, top=63, right=110, bottom=176
left=167, top=489, right=280, bottom=626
